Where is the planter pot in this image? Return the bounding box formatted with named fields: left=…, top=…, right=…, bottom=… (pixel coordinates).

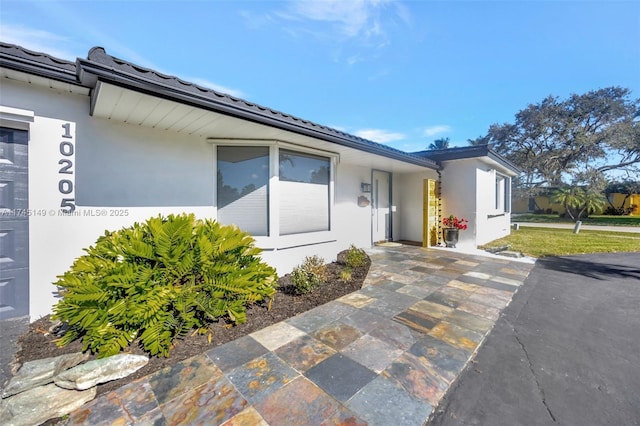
left=443, top=228, right=459, bottom=248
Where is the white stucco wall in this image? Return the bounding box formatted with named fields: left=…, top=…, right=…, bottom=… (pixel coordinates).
left=397, top=171, right=440, bottom=243
left=260, top=164, right=374, bottom=274
left=2, top=80, right=217, bottom=319
left=439, top=158, right=513, bottom=249
left=3, top=78, right=429, bottom=319
left=76, top=119, right=214, bottom=207
left=439, top=159, right=478, bottom=249
left=335, top=165, right=376, bottom=249
left=475, top=168, right=512, bottom=245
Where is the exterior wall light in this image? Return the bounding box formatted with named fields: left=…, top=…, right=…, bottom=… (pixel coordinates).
left=361, top=183, right=372, bottom=193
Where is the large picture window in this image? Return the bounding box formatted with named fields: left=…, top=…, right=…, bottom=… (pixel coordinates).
left=279, top=149, right=330, bottom=235
left=216, top=144, right=333, bottom=239
left=217, top=146, right=269, bottom=235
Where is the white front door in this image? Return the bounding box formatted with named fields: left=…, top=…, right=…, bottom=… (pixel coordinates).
left=372, top=170, right=391, bottom=243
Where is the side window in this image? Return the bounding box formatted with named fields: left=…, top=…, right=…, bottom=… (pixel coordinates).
left=495, top=174, right=505, bottom=211
left=279, top=149, right=330, bottom=235
left=217, top=146, right=269, bottom=236
left=495, top=172, right=510, bottom=213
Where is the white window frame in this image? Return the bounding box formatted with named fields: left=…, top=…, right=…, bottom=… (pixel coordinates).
left=210, top=139, right=337, bottom=250
left=216, top=145, right=270, bottom=236
left=0, top=106, right=34, bottom=130
left=493, top=171, right=511, bottom=214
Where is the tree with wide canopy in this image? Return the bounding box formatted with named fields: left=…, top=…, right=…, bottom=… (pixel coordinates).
left=478, top=87, right=640, bottom=195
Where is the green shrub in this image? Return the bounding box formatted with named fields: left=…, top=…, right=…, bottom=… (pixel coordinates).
left=343, top=244, right=368, bottom=268
left=290, top=255, right=327, bottom=295
left=52, top=213, right=277, bottom=358
left=340, top=267, right=353, bottom=282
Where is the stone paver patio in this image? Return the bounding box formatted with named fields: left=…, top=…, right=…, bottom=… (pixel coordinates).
left=62, top=245, right=534, bottom=426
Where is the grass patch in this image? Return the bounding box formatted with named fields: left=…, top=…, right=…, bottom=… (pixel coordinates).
left=513, top=214, right=640, bottom=227
left=481, top=227, right=640, bottom=257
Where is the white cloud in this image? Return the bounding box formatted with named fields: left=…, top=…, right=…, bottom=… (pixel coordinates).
left=397, top=141, right=428, bottom=153
left=355, top=128, right=405, bottom=143
left=0, top=20, right=154, bottom=71
left=261, top=0, right=408, bottom=64
left=0, top=24, right=77, bottom=60
left=238, top=9, right=277, bottom=30
left=393, top=2, right=413, bottom=28
left=347, top=54, right=364, bottom=66
left=368, top=68, right=390, bottom=81
left=283, top=0, right=390, bottom=39
left=423, top=125, right=452, bottom=137
left=189, top=78, right=245, bottom=98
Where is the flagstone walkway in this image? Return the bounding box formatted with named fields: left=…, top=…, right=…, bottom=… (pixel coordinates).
left=62, top=245, right=534, bottom=426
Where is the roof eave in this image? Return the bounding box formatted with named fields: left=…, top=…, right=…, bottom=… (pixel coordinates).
left=0, top=42, right=79, bottom=85
left=487, top=150, right=522, bottom=174
left=414, top=146, right=520, bottom=174
left=77, top=58, right=439, bottom=170
left=1, top=43, right=439, bottom=170
left=0, top=53, right=78, bottom=85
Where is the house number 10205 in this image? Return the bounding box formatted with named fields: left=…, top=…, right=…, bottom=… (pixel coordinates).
left=59, top=123, right=75, bottom=213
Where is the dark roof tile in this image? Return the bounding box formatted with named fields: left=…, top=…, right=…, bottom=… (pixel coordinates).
left=1, top=42, right=438, bottom=169
left=0, top=42, right=76, bottom=71
left=0, top=42, right=77, bottom=82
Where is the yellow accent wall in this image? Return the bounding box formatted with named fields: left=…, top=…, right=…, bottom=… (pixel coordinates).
left=628, top=195, right=640, bottom=215
left=513, top=192, right=640, bottom=215
left=423, top=179, right=440, bottom=246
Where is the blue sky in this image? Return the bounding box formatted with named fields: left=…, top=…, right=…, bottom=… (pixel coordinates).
left=1, top=0, right=639, bottom=152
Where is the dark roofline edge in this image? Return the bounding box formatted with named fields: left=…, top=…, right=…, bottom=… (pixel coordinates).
left=77, top=58, right=438, bottom=170
left=1, top=42, right=438, bottom=170
left=415, top=145, right=521, bottom=174
left=487, top=151, right=521, bottom=174
left=0, top=50, right=78, bottom=84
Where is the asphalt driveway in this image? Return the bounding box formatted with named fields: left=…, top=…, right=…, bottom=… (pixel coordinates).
left=429, top=252, right=640, bottom=426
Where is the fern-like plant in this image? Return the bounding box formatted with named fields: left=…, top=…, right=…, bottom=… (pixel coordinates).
left=52, top=213, right=277, bottom=358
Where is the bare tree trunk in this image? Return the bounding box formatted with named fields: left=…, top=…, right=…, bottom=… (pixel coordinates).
left=618, top=194, right=631, bottom=211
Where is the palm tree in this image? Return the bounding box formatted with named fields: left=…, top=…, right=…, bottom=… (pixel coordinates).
left=579, top=189, right=607, bottom=219
left=467, top=135, right=490, bottom=146
left=551, top=186, right=606, bottom=221
left=428, top=137, right=450, bottom=150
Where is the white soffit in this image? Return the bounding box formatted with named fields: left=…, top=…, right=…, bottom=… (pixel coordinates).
left=481, top=156, right=519, bottom=177
left=91, top=82, right=430, bottom=173
left=0, top=68, right=89, bottom=95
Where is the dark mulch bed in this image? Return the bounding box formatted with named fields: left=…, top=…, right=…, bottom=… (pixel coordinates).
left=14, top=256, right=370, bottom=398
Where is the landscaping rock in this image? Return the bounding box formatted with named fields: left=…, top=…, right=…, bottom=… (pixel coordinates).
left=1, top=353, right=149, bottom=424
left=484, top=245, right=511, bottom=254
left=0, top=383, right=96, bottom=426
left=54, top=354, right=149, bottom=390
left=1, top=352, right=89, bottom=398
left=500, top=250, right=525, bottom=258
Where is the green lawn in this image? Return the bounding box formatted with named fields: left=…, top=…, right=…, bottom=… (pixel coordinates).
left=512, top=214, right=640, bottom=227
left=481, top=227, right=640, bottom=257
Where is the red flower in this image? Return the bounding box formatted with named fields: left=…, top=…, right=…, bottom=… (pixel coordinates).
left=443, top=215, right=468, bottom=230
